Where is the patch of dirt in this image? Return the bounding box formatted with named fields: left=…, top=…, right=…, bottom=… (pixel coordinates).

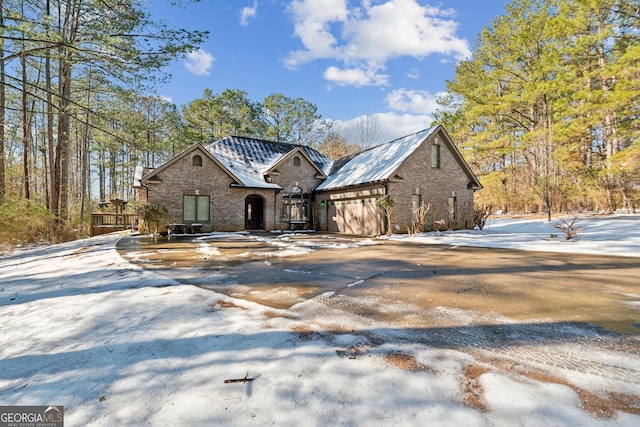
left=516, top=368, right=640, bottom=419
left=605, top=392, right=640, bottom=416
left=482, top=356, right=640, bottom=419
left=384, top=353, right=424, bottom=371
left=462, top=364, right=489, bottom=412
left=264, top=310, right=297, bottom=319
left=206, top=300, right=246, bottom=312
left=292, top=325, right=314, bottom=334
left=72, top=244, right=102, bottom=254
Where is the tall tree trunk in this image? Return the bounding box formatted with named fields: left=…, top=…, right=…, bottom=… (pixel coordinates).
left=21, top=54, right=30, bottom=199
left=45, top=0, right=53, bottom=210
left=109, top=148, right=117, bottom=198
left=0, top=0, right=6, bottom=203
left=56, top=52, right=74, bottom=219
left=99, top=147, right=106, bottom=202
left=53, top=0, right=81, bottom=220
left=80, top=68, right=92, bottom=219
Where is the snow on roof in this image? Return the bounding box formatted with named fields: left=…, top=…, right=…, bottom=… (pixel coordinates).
left=317, top=127, right=437, bottom=191
left=206, top=136, right=333, bottom=189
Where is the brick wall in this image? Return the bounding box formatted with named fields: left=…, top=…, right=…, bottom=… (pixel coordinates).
left=313, top=130, right=477, bottom=235
left=144, top=147, right=330, bottom=232
left=269, top=151, right=325, bottom=230
left=141, top=133, right=477, bottom=235
left=146, top=148, right=276, bottom=232
left=388, top=129, right=475, bottom=232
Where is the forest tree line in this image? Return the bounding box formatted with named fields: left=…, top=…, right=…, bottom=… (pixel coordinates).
left=0, top=0, right=208, bottom=222
left=0, top=1, right=368, bottom=229
left=436, top=0, right=639, bottom=215
left=1, top=0, right=638, bottom=241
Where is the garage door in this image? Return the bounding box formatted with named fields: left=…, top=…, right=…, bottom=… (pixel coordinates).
left=328, top=198, right=382, bottom=235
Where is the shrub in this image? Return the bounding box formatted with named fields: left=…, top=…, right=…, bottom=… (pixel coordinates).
left=474, top=205, right=492, bottom=230
left=136, top=203, right=168, bottom=235
left=0, top=198, right=81, bottom=251
left=409, top=200, right=431, bottom=234
left=376, top=195, right=395, bottom=236
left=554, top=216, right=584, bottom=240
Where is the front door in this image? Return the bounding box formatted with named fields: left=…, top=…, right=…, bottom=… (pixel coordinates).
left=245, top=195, right=264, bottom=229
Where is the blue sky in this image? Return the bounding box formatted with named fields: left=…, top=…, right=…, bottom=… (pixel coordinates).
left=151, top=0, right=509, bottom=142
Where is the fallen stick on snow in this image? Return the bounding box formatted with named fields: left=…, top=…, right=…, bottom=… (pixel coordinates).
left=224, top=374, right=256, bottom=384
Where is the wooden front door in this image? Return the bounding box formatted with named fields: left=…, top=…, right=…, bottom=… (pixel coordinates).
left=245, top=195, right=264, bottom=229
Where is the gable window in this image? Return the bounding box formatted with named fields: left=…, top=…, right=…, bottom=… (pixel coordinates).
left=431, top=144, right=440, bottom=169
left=192, top=155, right=203, bottom=166
left=293, top=156, right=301, bottom=167
left=184, top=195, right=210, bottom=221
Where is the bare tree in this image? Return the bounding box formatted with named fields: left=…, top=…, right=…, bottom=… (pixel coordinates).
left=351, top=114, right=381, bottom=150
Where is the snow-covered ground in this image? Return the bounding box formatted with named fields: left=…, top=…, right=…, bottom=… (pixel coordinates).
left=0, top=215, right=639, bottom=426
left=388, top=214, right=640, bottom=257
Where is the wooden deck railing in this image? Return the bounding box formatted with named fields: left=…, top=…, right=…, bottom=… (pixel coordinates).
left=90, top=213, right=138, bottom=236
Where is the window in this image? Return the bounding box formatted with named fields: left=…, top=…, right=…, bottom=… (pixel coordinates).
left=431, top=144, right=440, bottom=168
left=281, top=186, right=309, bottom=222
left=184, top=195, right=209, bottom=221
left=448, top=196, right=456, bottom=222
left=192, top=155, right=202, bottom=166
left=293, top=156, right=301, bottom=167
left=282, top=199, right=308, bottom=221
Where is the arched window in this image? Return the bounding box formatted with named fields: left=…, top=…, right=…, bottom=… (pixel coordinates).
left=192, top=155, right=203, bottom=166
left=293, top=156, right=301, bottom=167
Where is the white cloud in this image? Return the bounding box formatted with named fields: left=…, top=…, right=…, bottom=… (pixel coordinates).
left=240, top=1, right=258, bottom=27
left=333, top=112, right=433, bottom=145
left=286, top=0, right=471, bottom=86
left=406, top=68, right=420, bottom=79
left=184, top=49, right=215, bottom=76
left=374, top=112, right=433, bottom=141
left=324, top=65, right=389, bottom=87
left=385, top=88, right=447, bottom=115
left=341, top=0, right=470, bottom=62
left=286, top=0, right=349, bottom=68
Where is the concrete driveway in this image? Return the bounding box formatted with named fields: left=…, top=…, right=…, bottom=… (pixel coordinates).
left=117, top=232, right=640, bottom=335
left=117, top=231, right=640, bottom=416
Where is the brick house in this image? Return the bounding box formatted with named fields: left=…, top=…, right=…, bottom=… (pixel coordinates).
left=133, top=125, right=482, bottom=235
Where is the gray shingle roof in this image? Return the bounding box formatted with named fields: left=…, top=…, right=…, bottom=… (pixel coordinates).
left=205, top=136, right=333, bottom=189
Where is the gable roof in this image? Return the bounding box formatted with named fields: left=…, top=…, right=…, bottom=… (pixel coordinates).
left=317, top=125, right=482, bottom=191
left=138, top=144, right=243, bottom=187
left=135, top=127, right=481, bottom=193
left=267, top=146, right=328, bottom=179
left=205, top=136, right=333, bottom=189
left=317, top=127, right=433, bottom=191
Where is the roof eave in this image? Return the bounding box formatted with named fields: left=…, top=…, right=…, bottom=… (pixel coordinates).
left=316, top=178, right=388, bottom=193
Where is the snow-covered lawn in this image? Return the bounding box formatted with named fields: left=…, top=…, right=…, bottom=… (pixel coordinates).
left=387, top=214, right=640, bottom=258
left=0, top=215, right=639, bottom=426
